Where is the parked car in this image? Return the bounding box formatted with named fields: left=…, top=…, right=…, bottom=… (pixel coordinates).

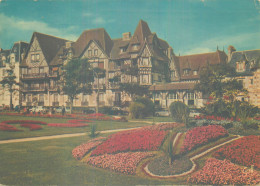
left=55, top=107, right=70, bottom=113
left=189, top=109, right=201, bottom=118
left=29, top=106, right=46, bottom=113
left=154, top=109, right=170, bottom=117
left=110, top=107, right=129, bottom=116
left=83, top=108, right=96, bottom=114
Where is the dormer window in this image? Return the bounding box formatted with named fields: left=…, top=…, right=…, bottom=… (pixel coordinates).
left=183, top=69, right=190, bottom=76
left=132, top=44, right=139, bottom=50
left=236, top=61, right=245, bottom=72
left=31, top=54, right=40, bottom=62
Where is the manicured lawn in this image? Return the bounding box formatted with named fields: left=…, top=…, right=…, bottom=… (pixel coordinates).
left=0, top=115, right=153, bottom=140
left=0, top=135, right=181, bottom=185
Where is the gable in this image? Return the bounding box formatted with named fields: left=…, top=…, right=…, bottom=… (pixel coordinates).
left=81, top=40, right=108, bottom=59
left=26, top=37, right=48, bottom=68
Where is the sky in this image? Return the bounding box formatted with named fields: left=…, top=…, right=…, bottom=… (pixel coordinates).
left=0, top=0, right=259, bottom=55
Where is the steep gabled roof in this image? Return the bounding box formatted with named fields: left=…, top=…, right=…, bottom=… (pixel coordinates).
left=177, top=50, right=227, bottom=80
left=73, top=28, right=113, bottom=57
left=132, top=20, right=152, bottom=43
left=21, top=32, right=68, bottom=67
left=10, top=41, right=29, bottom=63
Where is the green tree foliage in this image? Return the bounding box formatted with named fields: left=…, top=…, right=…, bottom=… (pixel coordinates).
left=129, top=102, right=145, bottom=119
left=161, top=131, right=175, bottom=165
left=61, top=58, right=94, bottom=113
left=0, top=66, right=18, bottom=110
left=119, top=83, right=149, bottom=98
left=93, top=67, right=106, bottom=114
left=169, top=101, right=190, bottom=127
left=134, top=96, right=155, bottom=117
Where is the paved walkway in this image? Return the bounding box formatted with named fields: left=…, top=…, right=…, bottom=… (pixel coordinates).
left=0, top=127, right=141, bottom=145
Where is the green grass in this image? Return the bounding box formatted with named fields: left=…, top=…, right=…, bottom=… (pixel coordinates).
left=0, top=135, right=184, bottom=185
left=0, top=115, right=151, bottom=140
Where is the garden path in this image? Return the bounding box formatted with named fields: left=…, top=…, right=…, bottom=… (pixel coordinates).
left=0, top=127, right=142, bottom=145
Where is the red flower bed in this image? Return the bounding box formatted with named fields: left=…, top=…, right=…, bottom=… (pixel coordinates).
left=20, top=124, right=42, bottom=131
left=187, top=158, right=260, bottom=185
left=91, top=127, right=168, bottom=156
left=72, top=137, right=106, bottom=160
left=1, top=120, right=47, bottom=125
left=67, top=119, right=92, bottom=124
left=48, top=123, right=89, bottom=127
left=214, top=135, right=260, bottom=169
left=87, top=151, right=154, bottom=175
left=0, top=123, right=22, bottom=131
left=181, top=125, right=228, bottom=153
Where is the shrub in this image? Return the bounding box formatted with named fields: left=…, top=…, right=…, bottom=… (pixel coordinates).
left=129, top=102, right=145, bottom=119
left=169, top=101, right=190, bottom=126
left=134, top=96, right=155, bottom=117
left=89, top=123, right=98, bottom=138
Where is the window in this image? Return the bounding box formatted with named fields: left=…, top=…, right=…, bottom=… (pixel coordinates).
left=132, top=44, right=139, bottom=50
left=82, top=94, right=88, bottom=102
left=169, top=92, right=178, bottom=99
left=88, top=50, right=92, bottom=57
left=187, top=92, right=195, bottom=100
left=171, top=71, right=176, bottom=78
left=251, top=79, right=253, bottom=85
left=39, top=94, right=44, bottom=102
left=94, top=49, right=98, bottom=56
left=193, top=70, right=198, bottom=75
left=27, top=94, right=32, bottom=102
left=28, top=68, right=32, bottom=74
left=54, top=94, right=58, bottom=102
left=141, top=75, right=149, bottom=84
left=31, top=54, right=35, bottom=61
left=236, top=62, right=245, bottom=72
left=120, top=48, right=126, bottom=53
left=39, top=67, right=44, bottom=73
left=109, top=72, right=115, bottom=78
left=155, top=93, right=161, bottom=99
left=183, top=69, right=190, bottom=76
left=99, top=93, right=104, bottom=102
left=36, top=54, right=40, bottom=61
left=142, top=58, right=149, bottom=66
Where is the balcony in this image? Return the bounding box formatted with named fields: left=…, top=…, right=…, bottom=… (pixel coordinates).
left=81, top=102, right=88, bottom=106
left=49, top=86, right=59, bottom=92
left=109, top=82, right=120, bottom=89
left=48, top=72, right=59, bottom=78
left=93, top=84, right=105, bottom=89
left=98, top=101, right=105, bottom=106
left=21, top=73, right=47, bottom=80
left=52, top=102, right=59, bottom=107
left=22, top=86, right=46, bottom=92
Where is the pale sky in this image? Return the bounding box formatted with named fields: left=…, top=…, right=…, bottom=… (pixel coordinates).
left=0, top=0, right=259, bottom=55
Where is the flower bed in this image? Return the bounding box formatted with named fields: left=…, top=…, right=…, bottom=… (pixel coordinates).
left=149, top=122, right=184, bottom=131
left=181, top=125, right=228, bottom=153
left=20, top=124, right=42, bottom=131
left=187, top=158, right=260, bottom=185
left=87, top=151, right=154, bottom=175
left=0, top=123, right=22, bottom=131
left=47, top=123, right=89, bottom=127
left=91, top=127, right=168, bottom=156
left=214, top=135, right=260, bottom=169
left=195, top=115, right=238, bottom=121
left=67, top=119, right=92, bottom=124
left=72, top=137, right=106, bottom=160
left=1, top=120, right=47, bottom=125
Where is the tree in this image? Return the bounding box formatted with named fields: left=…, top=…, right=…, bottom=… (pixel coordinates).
left=195, top=62, right=249, bottom=118
left=0, top=66, right=18, bottom=110
left=169, top=101, right=190, bottom=127
left=119, top=83, right=149, bottom=98
left=61, top=58, right=94, bottom=113
left=93, top=67, right=106, bottom=114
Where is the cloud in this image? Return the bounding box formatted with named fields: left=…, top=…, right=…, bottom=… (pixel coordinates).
left=92, top=17, right=106, bottom=25
left=183, top=32, right=260, bottom=55
left=0, top=13, right=77, bottom=48
left=82, top=12, right=93, bottom=17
